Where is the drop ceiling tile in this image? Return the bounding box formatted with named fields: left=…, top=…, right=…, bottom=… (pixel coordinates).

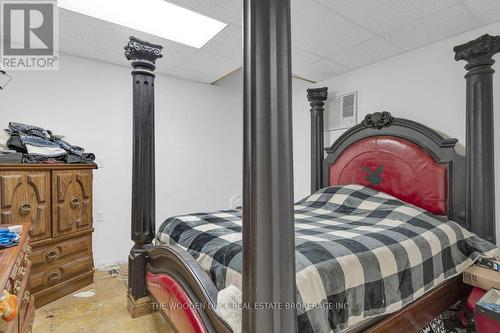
left=58, top=38, right=174, bottom=77
left=202, top=25, right=242, bottom=61
left=60, top=8, right=198, bottom=68
left=167, top=0, right=242, bottom=25
left=329, top=37, right=404, bottom=69
left=294, top=58, right=349, bottom=82
left=315, top=0, right=455, bottom=34
left=60, top=9, right=133, bottom=51
left=59, top=38, right=127, bottom=67
left=292, top=49, right=323, bottom=73
left=291, top=0, right=374, bottom=57
left=463, top=0, right=500, bottom=25
left=60, top=9, right=157, bottom=51
left=155, top=62, right=189, bottom=77
left=162, top=42, right=200, bottom=67
left=53, top=1, right=498, bottom=84
left=181, top=51, right=240, bottom=77
left=383, top=4, right=479, bottom=51
left=168, top=67, right=220, bottom=83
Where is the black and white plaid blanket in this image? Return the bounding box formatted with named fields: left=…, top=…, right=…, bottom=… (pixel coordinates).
left=157, top=185, right=498, bottom=332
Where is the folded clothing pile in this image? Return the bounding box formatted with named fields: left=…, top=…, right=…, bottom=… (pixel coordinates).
left=0, top=226, right=20, bottom=249
left=0, top=130, right=21, bottom=162
left=0, top=122, right=95, bottom=164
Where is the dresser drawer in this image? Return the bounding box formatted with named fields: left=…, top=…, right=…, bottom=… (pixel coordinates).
left=30, top=234, right=92, bottom=273
left=0, top=170, right=51, bottom=241
left=52, top=170, right=93, bottom=238
left=10, top=243, right=31, bottom=287
left=30, top=255, right=93, bottom=294
left=17, top=261, right=32, bottom=333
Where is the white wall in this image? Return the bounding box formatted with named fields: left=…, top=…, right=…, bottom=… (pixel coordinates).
left=0, top=54, right=243, bottom=267
left=291, top=77, right=315, bottom=200
left=302, top=21, right=500, bottom=243
left=202, top=69, right=314, bottom=201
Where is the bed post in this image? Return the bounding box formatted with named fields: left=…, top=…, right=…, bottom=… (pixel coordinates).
left=242, top=0, right=297, bottom=332
left=454, top=34, right=500, bottom=243
left=307, top=87, right=328, bottom=193
left=124, top=36, right=163, bottom=316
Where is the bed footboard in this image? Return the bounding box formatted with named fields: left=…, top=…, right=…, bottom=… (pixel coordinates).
left=147, top=245, right=233, bottom=333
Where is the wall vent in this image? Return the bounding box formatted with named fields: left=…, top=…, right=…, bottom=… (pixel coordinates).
left=324, top=91, right=358, bottom=131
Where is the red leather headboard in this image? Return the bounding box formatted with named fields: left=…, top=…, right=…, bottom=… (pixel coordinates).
left=328, top=135, right=447, bottom=215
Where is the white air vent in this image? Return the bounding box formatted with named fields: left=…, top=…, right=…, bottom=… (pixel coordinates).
left=324, top=92, right=358, bottom=131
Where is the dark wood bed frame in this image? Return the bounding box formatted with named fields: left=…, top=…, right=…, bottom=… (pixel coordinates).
left=123, top=4, right=500, bottom=331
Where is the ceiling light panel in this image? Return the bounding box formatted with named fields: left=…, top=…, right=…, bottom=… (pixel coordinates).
left=58, top=0, right=227, bottom=48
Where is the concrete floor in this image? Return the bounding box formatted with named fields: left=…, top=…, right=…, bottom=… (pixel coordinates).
left=33, top=265, right=171, bottom=333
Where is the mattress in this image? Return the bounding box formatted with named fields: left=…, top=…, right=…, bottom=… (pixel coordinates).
left=156, top=184, right=498, bottom=332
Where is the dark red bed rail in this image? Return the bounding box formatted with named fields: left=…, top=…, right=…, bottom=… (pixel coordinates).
left=147, top=272, right=207, bottom=333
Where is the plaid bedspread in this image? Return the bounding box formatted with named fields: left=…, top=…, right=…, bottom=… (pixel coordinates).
left=156, top=185, right=498, bottom=332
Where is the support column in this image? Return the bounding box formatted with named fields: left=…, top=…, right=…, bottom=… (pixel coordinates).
left=242, top=0, right=297, bottom=332
left=124, top=36, right=163, bottom=316
left=454, top=34, right=500, bottom=243
left=307, top=87, right=328, bottom=193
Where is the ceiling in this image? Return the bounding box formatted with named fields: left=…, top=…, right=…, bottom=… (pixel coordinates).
left=57, top=0, right=500, bottom=84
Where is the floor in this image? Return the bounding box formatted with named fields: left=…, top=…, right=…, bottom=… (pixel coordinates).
left=33, top=265, right=171, bottom=333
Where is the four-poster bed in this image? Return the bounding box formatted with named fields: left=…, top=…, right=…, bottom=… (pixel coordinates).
left=123, top=2, right=500, bottom=330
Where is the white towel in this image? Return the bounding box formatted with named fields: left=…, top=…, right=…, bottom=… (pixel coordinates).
left=216, top=285, right=242, bottom=333
left=25, top=144, right=66, bottom=157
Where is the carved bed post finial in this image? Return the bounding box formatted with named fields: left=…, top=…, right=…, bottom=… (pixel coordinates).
left=307, top=87, right=328, bottom=193
left=363, top=111, right=394, bottom=129
left=124, top=36, right=163, bottom=311
left=124, top=36, right=163, bottom=72
left=454, top=34, right=500, bottom=69
left=454, top=34, right=500, bottom=243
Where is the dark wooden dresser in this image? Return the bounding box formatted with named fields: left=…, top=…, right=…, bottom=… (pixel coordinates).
left=0, top=224, right=34, bottom=333
left=0, top=164, right=95, bottom=308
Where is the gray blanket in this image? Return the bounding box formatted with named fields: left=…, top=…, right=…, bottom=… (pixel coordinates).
left=157, top=185, right=498, bottom=332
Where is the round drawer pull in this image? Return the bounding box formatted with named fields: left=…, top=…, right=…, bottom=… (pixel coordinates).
left=48, top=272, right=59, bottom=281
left=19, top=202, right=32, bottom=215
left=46, top=250, right=58, bottom=261
left=71, top=196, right=81, bottom=208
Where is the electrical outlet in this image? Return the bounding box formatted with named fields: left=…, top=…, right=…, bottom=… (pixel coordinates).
left=96, top=211, right=104, bottom=223
left=96, top=159, right=104, bottom=169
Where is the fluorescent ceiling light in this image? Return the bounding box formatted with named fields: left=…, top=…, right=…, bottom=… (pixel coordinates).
left=58, top=0, right=227, bottom=48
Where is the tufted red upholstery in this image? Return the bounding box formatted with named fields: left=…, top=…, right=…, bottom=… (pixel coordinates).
left=147, top=272, right=207, bottom=333
left=329, top=136, right=447, bottom=215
